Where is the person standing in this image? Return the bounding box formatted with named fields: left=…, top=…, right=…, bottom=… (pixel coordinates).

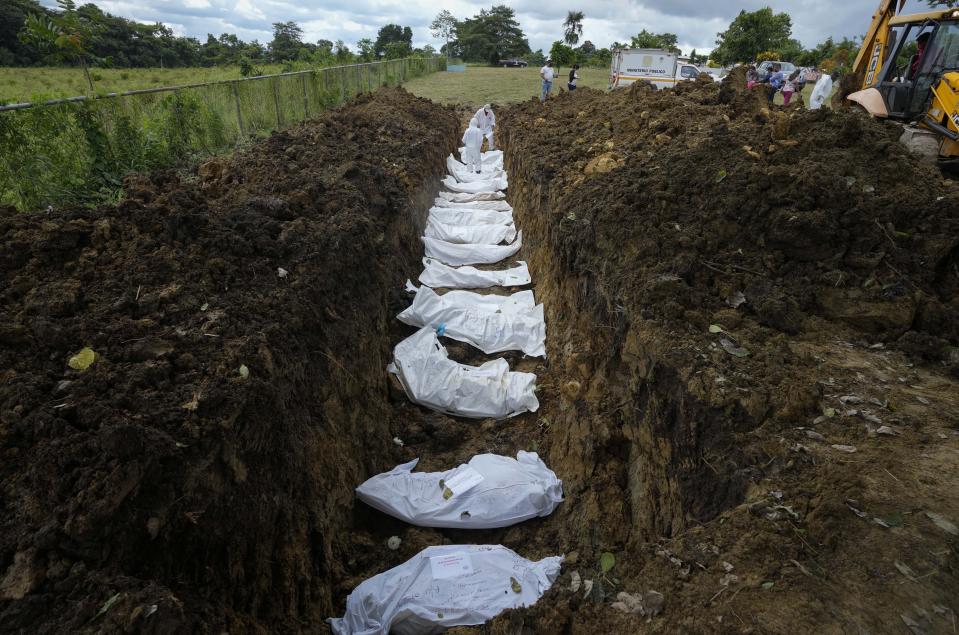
left=462, top=117, right=484, bottom=173
left=746, top=65, right=759, bottom=89
left=474, top=104, right=496, bottom=150
left=782, top=70, right=799, bottom=106
left=808, top=71, right=838, bottom=110
left=767, top=64, right=784, bottom=105
left=568, top=64, right=580, bottom=91
left=540, top=60, right=555, bottom=102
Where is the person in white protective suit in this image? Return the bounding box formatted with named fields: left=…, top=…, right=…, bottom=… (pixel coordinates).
left=474, top=104, right=496, bottom=150
left=462, top=117, right=485, bottom=174
left=808, top=71, right=837, bottom=111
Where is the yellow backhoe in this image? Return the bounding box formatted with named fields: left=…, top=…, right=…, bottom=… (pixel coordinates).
left=848, top=0, right=959, bottom=158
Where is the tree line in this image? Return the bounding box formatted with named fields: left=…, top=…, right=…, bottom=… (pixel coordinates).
left=0, top=0, right=434, bottom=70
left=1, top=0, right=922, bottom=75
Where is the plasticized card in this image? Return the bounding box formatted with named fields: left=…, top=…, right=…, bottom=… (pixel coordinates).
left=444, top=466, right=485, bottom=497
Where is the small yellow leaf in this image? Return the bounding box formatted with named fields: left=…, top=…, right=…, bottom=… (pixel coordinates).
left=708, top=324, right=725, bottom=334
left=68, top=347, right=96, bottom=371
left=442, top=487, right=453, bottom=500
left=510, top=576, right=522, bottom=593
left=238, top=364, right=250, bottom=379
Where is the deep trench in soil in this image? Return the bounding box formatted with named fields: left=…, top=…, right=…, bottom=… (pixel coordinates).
left=3, top=80, right=959, bottom=634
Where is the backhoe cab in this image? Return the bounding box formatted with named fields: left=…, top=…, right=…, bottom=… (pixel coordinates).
left=848, top=3, right=959, bottom=158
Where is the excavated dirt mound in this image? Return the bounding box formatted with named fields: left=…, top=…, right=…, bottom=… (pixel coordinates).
left=0, top=87, right=458, bottom=632
left=490, top=78, right=959, bottom=632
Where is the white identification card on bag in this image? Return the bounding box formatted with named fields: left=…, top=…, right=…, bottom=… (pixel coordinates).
left=429, top=552, right=475, bottom=579
left=444, top=466, right=485, bottom=496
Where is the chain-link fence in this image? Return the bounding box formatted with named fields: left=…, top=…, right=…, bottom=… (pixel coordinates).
left=0, top=56, right=445, bottom=211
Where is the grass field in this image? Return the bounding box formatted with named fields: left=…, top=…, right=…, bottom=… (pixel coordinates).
left=403, top=66, right=610, bottom=106
left=0, top=65, right=289, bottom=104
left=403, top=65, right=833, bottom=109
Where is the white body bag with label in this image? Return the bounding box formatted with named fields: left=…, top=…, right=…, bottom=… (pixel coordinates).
left=327, top=544, right=563, bottom=635
left=442, top=175, right=508, bottom=194
left=397, top=285, right=546, bottom=357
left=419, top=258, right=530, bottom=289
left=356, top=452, right=563, bottom=529
left=388, top=327, right=538, bottom=419
left=437, top=190, right=505, bottom=204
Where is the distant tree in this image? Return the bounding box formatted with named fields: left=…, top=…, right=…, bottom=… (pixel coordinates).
left=688, top=48, right=708, bottom=65
left=778, top=38, right=805, bottom=62
left=19, top=0, right=98, bottom=91
left=526, top=49, right=546, bottom=65
left=549, top=40, right=575, bottom=70
left=316, top=39, right=333, bottom=55
left=630, top=29, right=680, bottom=53
left=430, top=10, right=457, bottom=60
left=374, top=24, right=412, bottom=58
left=357, top=37, right=375, bottom=62
left=713, top=8, right=792, bottom=65
left=592, top=47, right=612, bottom=67
left=452, top=5, right=530, bottom=63
left=269, top=21, right=303, bottom=62
left=563, top=11, right=584, bottom=46
left=578, top=40, right=596, bottom=55
left=383, top=41, right=410, bottom=60
left=334, top=39, right=353, bottom=63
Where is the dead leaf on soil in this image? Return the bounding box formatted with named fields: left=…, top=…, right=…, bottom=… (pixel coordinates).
left=68, top=347, right=96, bottom=371
left=720, top=338, right=749, bottom=357
left=831, top=444, right=857, bottom=453
left=181, top=391, right=201, bottom=411
left=926, top=511, right=959, bottom=536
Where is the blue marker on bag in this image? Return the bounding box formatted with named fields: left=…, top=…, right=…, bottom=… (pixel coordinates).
left=436, top=323, right=447, bottom=337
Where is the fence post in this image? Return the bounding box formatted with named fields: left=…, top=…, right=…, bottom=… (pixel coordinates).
left=232, top=80, right=244, bottom=139
left=272, top=78, right=283, bottom=127
left=302, top=73, right=310, bottom=117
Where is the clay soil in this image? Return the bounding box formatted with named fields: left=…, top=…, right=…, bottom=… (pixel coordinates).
left=0, top=87, right=459, bottom=632
left=482, top=73, right=959, bottom=632
left=2, top=76, right=959, bottom=634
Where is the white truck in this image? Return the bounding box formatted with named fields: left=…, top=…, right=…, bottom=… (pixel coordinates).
left=609, top=48, right=701, bottom=90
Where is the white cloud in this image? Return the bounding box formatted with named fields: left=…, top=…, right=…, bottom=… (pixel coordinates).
left=40, top=0, right=934, bottom=55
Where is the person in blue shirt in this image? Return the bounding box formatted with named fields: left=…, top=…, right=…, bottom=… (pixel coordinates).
left=767, top=64, right=784, bottom=104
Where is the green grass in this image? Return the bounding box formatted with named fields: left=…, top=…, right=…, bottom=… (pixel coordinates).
left=406, top=66, right=837, bottom=110
left=0, top=65, right=290, bottom=104
left=403, top=66, right=610, bottom=106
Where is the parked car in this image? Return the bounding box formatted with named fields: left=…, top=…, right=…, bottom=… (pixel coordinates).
left=500, top=59, right=528, bottom=68
left=757, top=60, right=796, bottom=81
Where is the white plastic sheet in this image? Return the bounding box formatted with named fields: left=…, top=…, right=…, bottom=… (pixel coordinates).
left=425, top=218, right=517, bottom=245
left=397, top=285, right=546, bottom=357
left=434, top=198, right=512, bottom=211
left=388, top=327, right=538, bottom=419
left=442, top=175, right=508, bottom=194
left=429, top=207, right=513, bottom=227
left=423, top=231, right=522, bottom=266
left=419, top=258, right=530, bottom=289
left=458, top=149, right=504, bottom=170
left=356, top=452, right=563, bottom=528
left=447, top=155, right=506, bottom=183
left=327, top=544, right=563, bottom=635
left=438, top=190, right=505, bottom=203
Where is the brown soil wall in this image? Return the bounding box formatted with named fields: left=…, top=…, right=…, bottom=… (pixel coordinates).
left=0, top=88, right=459, bottom=633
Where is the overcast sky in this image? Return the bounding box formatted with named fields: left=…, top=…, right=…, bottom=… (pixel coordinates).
left=45, top=0, right=931, bottom=55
